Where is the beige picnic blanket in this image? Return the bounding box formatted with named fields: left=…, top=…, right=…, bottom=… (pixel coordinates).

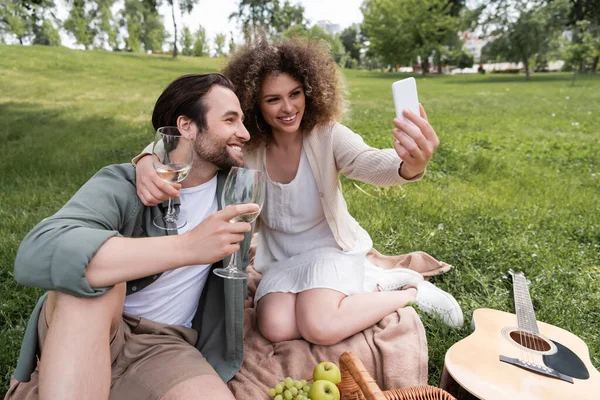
left=228, top=249, right=452, bottom=399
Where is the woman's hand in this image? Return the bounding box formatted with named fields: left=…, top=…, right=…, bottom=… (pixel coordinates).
left=135, top=155, right=181, bottom=206
left=392, top=104, right=440, bottom=180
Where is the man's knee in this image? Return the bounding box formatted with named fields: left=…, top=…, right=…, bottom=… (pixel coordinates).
left=45, top=282, right=126, bottom=335
left=162, top=375, right=235, bottom=400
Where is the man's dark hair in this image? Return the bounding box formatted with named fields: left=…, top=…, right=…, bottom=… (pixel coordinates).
left=152, top=73, right=235, bottom=131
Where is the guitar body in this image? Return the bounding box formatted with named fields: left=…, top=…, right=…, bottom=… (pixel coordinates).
left=442, top=308, right=600, bottom=399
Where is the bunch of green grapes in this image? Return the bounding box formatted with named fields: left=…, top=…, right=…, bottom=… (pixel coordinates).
left=268, top=377, right=312, bottom=400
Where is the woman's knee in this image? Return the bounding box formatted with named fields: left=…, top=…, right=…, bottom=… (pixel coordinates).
left=257, top=311, right=299, bottom=343
left=296, top=313, right=342, bottom=346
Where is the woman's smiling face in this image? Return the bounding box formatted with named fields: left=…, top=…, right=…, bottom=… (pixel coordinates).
left=259, top=73, right=306, bottom=136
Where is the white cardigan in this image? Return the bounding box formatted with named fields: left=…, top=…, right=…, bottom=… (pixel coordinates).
left=244, top=122, right=422, bottom=252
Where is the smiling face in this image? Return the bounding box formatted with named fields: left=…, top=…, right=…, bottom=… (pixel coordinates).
left=259, top=73, right=306, bottom=136
left=191, top=85, right=249, bottom=169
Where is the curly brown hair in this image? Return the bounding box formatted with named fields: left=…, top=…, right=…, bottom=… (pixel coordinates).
left=222, top=37, right=347, bottom=149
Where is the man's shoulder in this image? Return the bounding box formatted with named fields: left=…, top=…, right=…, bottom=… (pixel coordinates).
left=75, top=163, right=139, bottom=206
left=93, top=163, right=136, bottom=183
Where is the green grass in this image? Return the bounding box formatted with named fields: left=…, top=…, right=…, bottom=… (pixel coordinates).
left=1, top=45, right=599, bottom=393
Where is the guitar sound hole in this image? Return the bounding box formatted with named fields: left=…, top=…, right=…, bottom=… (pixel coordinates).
left=509, top=330, right=552, bottom=351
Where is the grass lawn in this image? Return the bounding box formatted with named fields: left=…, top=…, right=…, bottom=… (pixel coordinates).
left=1, top=45, right=599, bottom=394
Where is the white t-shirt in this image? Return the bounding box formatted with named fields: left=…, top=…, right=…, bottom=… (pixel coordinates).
left=123, top=175, right=218, bottom=327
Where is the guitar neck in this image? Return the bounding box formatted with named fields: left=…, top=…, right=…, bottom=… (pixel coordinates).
left=512, top=273, right=539, bottom=334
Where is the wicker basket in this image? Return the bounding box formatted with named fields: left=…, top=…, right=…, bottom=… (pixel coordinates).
left=338, top=352, right=456, bottom=400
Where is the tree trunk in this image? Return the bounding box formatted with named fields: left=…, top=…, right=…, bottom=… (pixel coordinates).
left=421, top=58, right=429, bottom=76
left=523, top=57, right=530, bottom=80
left=592, top=55, right=599, bottom=73
left=171, top=3, right=178, bottom=58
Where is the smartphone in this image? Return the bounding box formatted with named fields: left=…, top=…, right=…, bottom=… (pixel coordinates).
left=392, top=77, right=419, bottom=123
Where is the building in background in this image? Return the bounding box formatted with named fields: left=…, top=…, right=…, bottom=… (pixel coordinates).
left=461, top=31, right=488, bottom=61
left=316, top=20, right=342, bottom=35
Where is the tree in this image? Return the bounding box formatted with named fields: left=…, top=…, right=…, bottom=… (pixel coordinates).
left=166, top=0, right=198, bottom=57
left=283, top=24, right=346, bottom=66
left=564, top=0, right=600, bottom=72
left=563, top=19, right=600, bottom=77
left=340, top=23, right=362, bottom=65
left=96, top=0, right=118, bottom=49
left=480, top=0, right=570, bottom=79
left=228, top=31, right=237, bottom=55
left=213, top=32, right=226, bottom=56
left=180, top=25, right=193, bottom=55
left=361, top=0, right=459, bottom=74
left=191, top=25, right=208, bottom=56
left=32, top=18, right=60, bottom=45
left=0, top=1, right=32, bottom=44
left=272, top=0, right=306, bottom=32
left=121, top=0, right=167, bottom=53
left=229, top=0, right=306, bottom=42
left=63, top=0, right=96, bottom=49
left=1, top=0, right=58, bottom=45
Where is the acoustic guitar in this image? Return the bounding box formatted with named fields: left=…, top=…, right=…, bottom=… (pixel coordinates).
left=441, top=270, right=600, bottom=399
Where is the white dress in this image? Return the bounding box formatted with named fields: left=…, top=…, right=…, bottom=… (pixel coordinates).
left=253, top=148, right=379, bottom=304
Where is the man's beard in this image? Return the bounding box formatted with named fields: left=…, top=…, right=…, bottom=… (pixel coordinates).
left=193, top=134, right=242, bottom=169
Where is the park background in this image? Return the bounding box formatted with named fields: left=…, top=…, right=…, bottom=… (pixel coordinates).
left=1, top=0, right=599, bottom=395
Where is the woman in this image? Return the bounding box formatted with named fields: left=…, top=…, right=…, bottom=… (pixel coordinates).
left=135, top=38, right=463, bottom=345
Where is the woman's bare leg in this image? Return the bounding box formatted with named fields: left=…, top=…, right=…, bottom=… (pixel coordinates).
left=295, top=288, right=417, bottom=345
left=256, top=292, right=302, bottom=342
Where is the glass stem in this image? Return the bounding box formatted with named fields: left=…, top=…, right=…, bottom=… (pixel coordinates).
left=228, top=250, right=239, bottom=271
left=165, top=197, right=176, bottom=222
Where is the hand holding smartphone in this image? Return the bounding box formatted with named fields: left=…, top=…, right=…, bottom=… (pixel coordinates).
left=392, top=77, right=419, bottom=123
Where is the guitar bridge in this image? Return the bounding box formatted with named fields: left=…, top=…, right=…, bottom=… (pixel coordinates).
left=499, top=355, right=573, bottom=383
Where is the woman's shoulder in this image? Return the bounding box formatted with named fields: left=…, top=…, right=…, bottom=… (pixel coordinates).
left=308, top=121, right=355, bottom=141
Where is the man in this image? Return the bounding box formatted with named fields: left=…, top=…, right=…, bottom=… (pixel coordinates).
left=5, top=73, right=258, bottom=400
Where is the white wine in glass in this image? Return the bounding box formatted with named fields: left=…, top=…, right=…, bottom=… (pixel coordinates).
left=152, top=126, right=194, bottom=231
left=213, top=167, right=265, bottom=279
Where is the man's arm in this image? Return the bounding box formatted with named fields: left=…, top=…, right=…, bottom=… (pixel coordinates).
left=14, top=164, right=258, bottom=294
left=85, top=203, right=257, bottom=288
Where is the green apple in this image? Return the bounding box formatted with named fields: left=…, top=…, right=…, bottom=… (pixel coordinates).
left=308, top=380, right=340, bottom=400
left=313, top=361, right=342, bottom=385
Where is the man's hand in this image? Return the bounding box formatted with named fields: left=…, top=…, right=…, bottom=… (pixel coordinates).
left=182, top=203, right=260, bottom=265
left=136, top=154, right=180, bottom=206
left=392, top=104, right=440, bottom=180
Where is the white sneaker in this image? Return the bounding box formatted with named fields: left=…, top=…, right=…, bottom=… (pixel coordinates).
left=415, top=281, right=464, bottom=328
left=377, top=267, right=424, bottom=291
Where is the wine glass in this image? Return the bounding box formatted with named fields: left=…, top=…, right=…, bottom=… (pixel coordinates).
left=213, top=167, right=266, bottom=279
left=152, top=126, right=194, bottom=231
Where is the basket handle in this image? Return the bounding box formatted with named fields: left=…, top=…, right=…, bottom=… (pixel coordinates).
left=339, top=351, right=386, bottom=400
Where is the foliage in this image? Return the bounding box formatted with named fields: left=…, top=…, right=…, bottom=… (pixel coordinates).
left=229, top=0, right=306, bottom=42
left=1, top=47, right=599, bottom=394
left=339, top=23, right=362, bottom=66
left=0, top=0, right=58, bottom=45
left=63, top=0, right=96, bottom=49
left=282, top=24, right=346, bottom=66
left=191, top=24, right=208, bottom=57
left=121, top=0, right=168, bottom=53
left=563, top=19, right=600, bottom=71
left=214, top=32, right=226, bottom=57
left=361, top=0, right=459, bottom=73
left=32, top=19, right=60, bottom=46
left=180, top=25, right=192, bottom=55
left=479, top=0, right=570, bottom=79
left=165, top=0, right=198, bottom=57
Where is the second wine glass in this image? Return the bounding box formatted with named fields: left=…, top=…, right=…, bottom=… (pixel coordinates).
left=213, top=167, right=266, bottom=279
left=152, top=126, right=194, bottom=231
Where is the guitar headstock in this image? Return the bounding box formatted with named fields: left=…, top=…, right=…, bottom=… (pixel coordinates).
left=508, top=270, right=530, bottom=285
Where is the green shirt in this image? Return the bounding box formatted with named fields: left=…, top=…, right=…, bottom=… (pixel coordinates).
left=13, top=163, right=250, bottom=383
